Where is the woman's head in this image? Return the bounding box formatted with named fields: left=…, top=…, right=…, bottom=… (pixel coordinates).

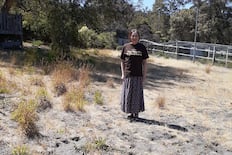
left=129, top=29, right=140, bottom=45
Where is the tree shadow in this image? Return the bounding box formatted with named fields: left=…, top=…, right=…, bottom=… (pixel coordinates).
left=145, top=62, right=195, bottom=90
left=91, top=56, right=195, bottom=90
left=128, top=117, right=188, bottom=132
left=1, top=48, right=196, bottom=90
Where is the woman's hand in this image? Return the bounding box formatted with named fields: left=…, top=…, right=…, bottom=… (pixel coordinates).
left=121, top=75, right=125, bottom=80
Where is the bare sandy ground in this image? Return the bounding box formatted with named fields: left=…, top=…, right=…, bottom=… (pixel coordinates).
left=0, top=50, right=232, bottom=155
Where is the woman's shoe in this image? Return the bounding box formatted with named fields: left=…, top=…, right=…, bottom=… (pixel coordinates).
left=127, top=114, right=133, bottom=119
left=133, top=113, right=139, bottom=118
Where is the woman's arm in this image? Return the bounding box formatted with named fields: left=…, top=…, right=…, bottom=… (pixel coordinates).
left=121, top=60, right=125, bottom=80
left=142, top=59, right=147, bottom=84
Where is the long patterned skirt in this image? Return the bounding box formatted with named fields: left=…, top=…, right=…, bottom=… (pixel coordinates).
left=120, top=76, right=145, bottom=113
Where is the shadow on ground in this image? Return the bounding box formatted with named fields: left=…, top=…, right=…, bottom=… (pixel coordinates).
left=128, top=117, right=188, bottom=132
left=91, top=54, right=195, bottom=90
left=0, top=48, right=196, bottom=90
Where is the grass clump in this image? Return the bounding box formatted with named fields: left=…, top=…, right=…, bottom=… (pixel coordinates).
left=205, top=64, right=212, bottom=74
left=12, top=145, right=29, bottom=155
left=36, top=88, right=52, bottom=112
left=82, top=137, right=109, bottom=153
left=79, top=64, right=91, bottom=88
left=106, top=78, right=115, bottom=88
left=36, top=88, right=49, bottom=99
left=94, top=90, right=104, bottom=105
left=0, top=71, right=10, bottom=93
left=156, top=95, right=166, bottom=109
left=11, top=99, right=39, bottom=138
left=29, top=77, right=44, bottom=87
left=63, top=87, right=86, bottom=112
left=52, top=61, right=78, bottom=85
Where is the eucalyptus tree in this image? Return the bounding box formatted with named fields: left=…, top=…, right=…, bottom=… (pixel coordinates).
left=191, top=0, right=232, bottom=44
left=169, top=9, right=195, bottom=41
left=149, top=0, right=189, bottom=42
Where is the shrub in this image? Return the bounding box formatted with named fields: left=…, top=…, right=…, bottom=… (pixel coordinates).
left=32, top=40, right=44, bottom=47
left=11, top=100, right=39, bottom=138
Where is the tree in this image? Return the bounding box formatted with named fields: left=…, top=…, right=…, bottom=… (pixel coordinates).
left=191, top=0, right=232, bottom=44
left=169, top=9, right=195, bottom=41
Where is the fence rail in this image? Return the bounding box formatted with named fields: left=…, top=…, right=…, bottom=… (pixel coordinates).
left=140, top=39, right=232, bottom=68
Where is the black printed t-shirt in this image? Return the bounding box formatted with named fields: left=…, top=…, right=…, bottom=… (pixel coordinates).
left=121, top=42, right=149, bottom=77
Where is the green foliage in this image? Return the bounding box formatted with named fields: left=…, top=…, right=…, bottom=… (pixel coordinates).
left=78, top=26, right=116, bottom=49
left=2, top=0, right=232, bottom=49
left=32, top=40, right=44, bottom=47
left=78, top=26, right=97, bottom=48
left=169, top=9, right=195, bottom=41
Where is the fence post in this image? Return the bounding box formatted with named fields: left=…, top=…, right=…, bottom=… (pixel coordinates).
left=225, top=47, right=229, bottom=67
left=212, top=46, right=216, bottom=64
left=175, top=40, right=178, bottom=59
left=208, top=47, right=210, bottom=58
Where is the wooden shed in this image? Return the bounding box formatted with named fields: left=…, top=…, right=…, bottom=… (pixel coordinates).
left=0, top=12, right=23, bottom=49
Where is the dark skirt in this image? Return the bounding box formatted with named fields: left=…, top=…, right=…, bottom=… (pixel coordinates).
left=120, top=76, right=145, bottom=113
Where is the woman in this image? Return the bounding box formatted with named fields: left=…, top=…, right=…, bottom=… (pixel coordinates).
left=120, top=29, right=149, bottom=119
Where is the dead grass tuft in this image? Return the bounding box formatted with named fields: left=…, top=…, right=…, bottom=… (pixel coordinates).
left=51, top=61, right=78, bottom=86
left=79, top=64, right=91, bottom=88
left=106, top=78, right=115, bottom=88
left=94, top=90, right=104, bottom=105
left=205, top=64, right=212, bottom=74
left=156, top=95, right=166, bottom=109
left=63, top=87, right=86, bottom=112
left=29, top=76, right=44, bottom=87
left=12, top=145, right=29, bottom=155
left=82, top=137, right=109, bottom=153
left=0, top=71, right=9, bottom=93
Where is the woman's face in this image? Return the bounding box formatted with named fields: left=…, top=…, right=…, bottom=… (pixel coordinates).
left=130, top=32, right=139, bottom=44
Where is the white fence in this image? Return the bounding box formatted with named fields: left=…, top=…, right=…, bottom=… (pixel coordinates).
left=140, top=39, right=232, bottom=67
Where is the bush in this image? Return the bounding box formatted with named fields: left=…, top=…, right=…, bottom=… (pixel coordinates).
left=11, top=100, right=39, bottom=138
left=78, top=26, right=116, bottom=49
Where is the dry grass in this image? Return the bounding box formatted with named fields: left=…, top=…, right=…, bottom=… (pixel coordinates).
left=12, top=145, right=29, bottom=155
left=82, top=137, right=108, bottom=153
left=35, top=88, right=49, bottom=99
left=63, top=86, right=86, bottom=112
left=0, top=70, right=9, bottom=93
left=29, top=76, right=45, bottom=87
left=155, top=95, right=166, bottom=109
left=106, top=78, right=115, bottom=88
left=11, top=99, right=39, bottom=138
left=94, top=90, right=104, bottom=105
left=205, top=64, right=212, bottom=74
left=51, top=61, right=78, bottom=86
left=79, top=64, right=91, bottom=88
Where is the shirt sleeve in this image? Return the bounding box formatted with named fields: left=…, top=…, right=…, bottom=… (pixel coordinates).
left=142, top=44, right=149, bottom=59
left=120, top=46, right=126, bottom=60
